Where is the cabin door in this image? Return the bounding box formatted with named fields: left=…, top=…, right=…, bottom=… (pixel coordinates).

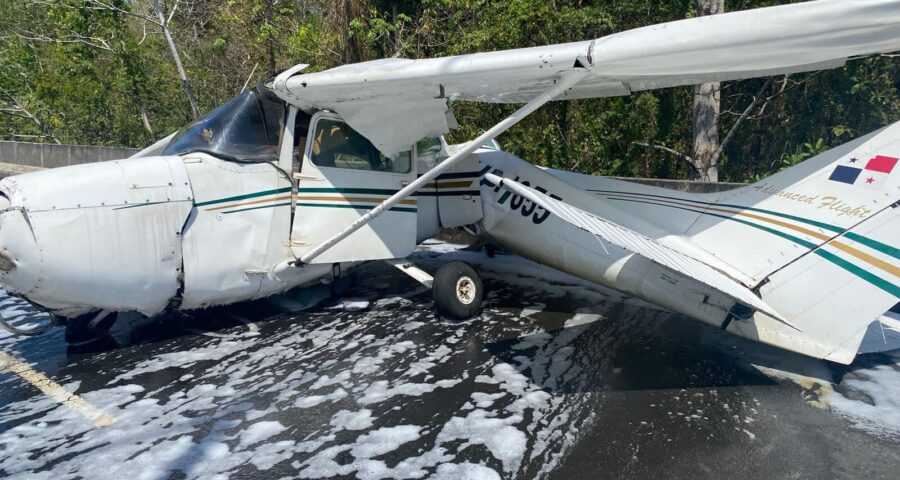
left=290, top=112, right=418, bottom=264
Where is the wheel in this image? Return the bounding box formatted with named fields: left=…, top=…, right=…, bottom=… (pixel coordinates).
left=64, top=312, right=117, bottom=345
left=433, top=261, right=483, bottom=320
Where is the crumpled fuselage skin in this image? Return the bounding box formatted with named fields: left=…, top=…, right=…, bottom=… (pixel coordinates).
left=0, top=154, right=333, bottom=318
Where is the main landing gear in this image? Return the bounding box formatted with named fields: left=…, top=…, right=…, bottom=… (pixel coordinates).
left=388, top=259, right=484, bottom=320
left=433, top=262, right=483, bottom=320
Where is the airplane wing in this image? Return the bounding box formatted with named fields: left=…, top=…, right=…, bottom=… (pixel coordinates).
left=483, top=174, right=791, bottom=325
left=273, top=0, right=900, bottom=156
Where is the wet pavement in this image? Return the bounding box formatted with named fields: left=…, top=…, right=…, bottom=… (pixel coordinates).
left=0, top=243, right=898, bottom=479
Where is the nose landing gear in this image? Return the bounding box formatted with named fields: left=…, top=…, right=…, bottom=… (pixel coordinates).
left=63, top=311, right=118, bottom=346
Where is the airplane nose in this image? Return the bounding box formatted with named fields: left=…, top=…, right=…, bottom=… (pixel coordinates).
left=0, top=199, right=41, bottom=295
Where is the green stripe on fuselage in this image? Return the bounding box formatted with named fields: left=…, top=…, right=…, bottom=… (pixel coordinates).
left=297, top=202, right=416, bottom=213
left=298, top=187, right=400, bottom=196
left=195, top=187, right=292, bottom=207
left=593, top=190, right=898, bottom=260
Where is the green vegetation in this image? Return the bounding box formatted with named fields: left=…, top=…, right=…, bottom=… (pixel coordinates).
left=1, top=0, right=897, bottom=182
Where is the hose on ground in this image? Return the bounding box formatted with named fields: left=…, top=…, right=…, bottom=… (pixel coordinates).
left=0, top=311, right=56, bottom=336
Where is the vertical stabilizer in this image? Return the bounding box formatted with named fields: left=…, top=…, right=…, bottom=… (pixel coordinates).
left=686, top=122, right=900, bottom=363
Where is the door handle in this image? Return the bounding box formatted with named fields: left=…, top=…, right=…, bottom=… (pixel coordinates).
left=400, top=180, right=410, bottom=187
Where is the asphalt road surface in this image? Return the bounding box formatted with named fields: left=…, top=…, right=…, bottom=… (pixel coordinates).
left=1, top=242, right=898, bottom=480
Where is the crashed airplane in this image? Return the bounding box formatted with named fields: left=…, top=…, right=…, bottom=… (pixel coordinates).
left=0, top=0, right=898, bottom=364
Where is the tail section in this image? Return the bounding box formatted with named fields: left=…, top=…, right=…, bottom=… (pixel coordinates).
left=494, top=121, right=898, bottom=363
left=686, top=122, right=900, bottom=363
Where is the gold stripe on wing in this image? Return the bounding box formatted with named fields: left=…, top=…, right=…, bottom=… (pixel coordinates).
left=206, top=195, right=293, bottom=212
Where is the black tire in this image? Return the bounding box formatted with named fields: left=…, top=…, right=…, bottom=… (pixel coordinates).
left=64, top=312, right=117, bottom=345
left=433, top=261, right=483, bottom=320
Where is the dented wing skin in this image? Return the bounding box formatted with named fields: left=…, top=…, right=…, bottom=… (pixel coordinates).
left=0, top=157, right=194, bottom=317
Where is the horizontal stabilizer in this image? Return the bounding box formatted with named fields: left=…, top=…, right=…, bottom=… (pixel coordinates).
left=484, top=174, right=789, bottom=325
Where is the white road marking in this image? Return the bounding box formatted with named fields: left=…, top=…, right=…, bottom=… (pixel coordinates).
left=0, top=350, right=116, bottom=428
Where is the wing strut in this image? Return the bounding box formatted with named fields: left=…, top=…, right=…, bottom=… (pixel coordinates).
left=296, top=68, right=590, bottom=265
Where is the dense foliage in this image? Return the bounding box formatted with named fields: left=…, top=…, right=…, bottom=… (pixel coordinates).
left=1, top=0, right=897, bottom=181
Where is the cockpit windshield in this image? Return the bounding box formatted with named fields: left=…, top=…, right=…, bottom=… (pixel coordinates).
left=164, top=88, right=285, bottom=162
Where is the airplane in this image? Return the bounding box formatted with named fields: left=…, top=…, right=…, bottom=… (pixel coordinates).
left=0, top=0, right=898, bottom=364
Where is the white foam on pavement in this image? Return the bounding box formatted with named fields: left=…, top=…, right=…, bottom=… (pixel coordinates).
left=825, top=354, right=900, bottom=439
left=240, top=421, right=288, bottom=446
left=432, top=462, right=501, bottom=480
left=330, top=409, right=375, bottom=431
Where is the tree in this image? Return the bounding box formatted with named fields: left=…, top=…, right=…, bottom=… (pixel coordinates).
left=328, top=0, right=371, bottom=64
left=58, top=0, right=202, bottom=120
left=0, top=0, right=896, bottom=180
left=151, top=0, right=200, bottom=119
left=690, top=0, right=725, bottom=181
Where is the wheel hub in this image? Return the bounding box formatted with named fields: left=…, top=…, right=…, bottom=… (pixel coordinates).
left=456, top=276, right=476, bottom=305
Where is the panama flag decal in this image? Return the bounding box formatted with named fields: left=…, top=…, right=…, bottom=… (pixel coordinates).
left=828, top=155, right=898, bottom=190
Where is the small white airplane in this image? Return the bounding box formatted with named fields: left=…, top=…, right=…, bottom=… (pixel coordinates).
left=0, top=0, right=898, bottom=364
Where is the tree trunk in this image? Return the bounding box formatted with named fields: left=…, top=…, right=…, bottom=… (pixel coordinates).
left=153, top=0, right=201, bottom=120
left=691, top=0, right=724, bottom=182
left=139, top=108, right=154, bottom=135
left=343, top=0, right=353, bottom=62
left=265, top=0, right=276, bottom=76
left=329, top=0, right=368, bottom=64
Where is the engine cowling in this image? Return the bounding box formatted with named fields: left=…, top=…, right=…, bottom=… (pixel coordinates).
left=0, top=157, right=193, bottom=317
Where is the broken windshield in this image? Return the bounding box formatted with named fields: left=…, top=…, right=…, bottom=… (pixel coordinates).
left=164, top=88, right=284, bottom=162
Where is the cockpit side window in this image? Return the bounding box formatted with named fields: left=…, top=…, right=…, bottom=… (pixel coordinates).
left=163, top=88, right=285, bottom=163
left=416, top=137, right=443, bottom=157
left=310, top=118, right=411, bottom=174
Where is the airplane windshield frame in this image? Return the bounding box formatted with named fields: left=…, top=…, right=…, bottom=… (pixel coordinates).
left=164, top=88, right=285, bottom=162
